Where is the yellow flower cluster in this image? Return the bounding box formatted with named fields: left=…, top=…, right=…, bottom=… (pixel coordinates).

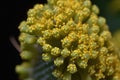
left=17, top=0, right=120, bottom=80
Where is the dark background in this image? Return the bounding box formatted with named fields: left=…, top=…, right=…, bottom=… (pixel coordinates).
left=1, top=0, right=120, bottom=80
left=2, top=0, right=47, bottom=80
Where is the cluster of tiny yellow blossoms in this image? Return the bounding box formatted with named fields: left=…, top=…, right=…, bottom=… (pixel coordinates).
left=17, top=0, right=120, bottom=80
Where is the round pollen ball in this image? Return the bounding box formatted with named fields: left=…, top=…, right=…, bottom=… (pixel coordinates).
left=67, top=64, right=77, bottom=74
left=51, top=47, right=61, bottom=56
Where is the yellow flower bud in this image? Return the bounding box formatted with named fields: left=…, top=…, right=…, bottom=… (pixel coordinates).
left=52, top=28, right=61, bottom=38
left=42, top=44, right=52, bottom=52
left=51, top=47, right=61, bottom=56
left=71, top=49, right=81, bottom=59
left=90, top=33, right=99, bottom=41
left=67, top=64, right=77, bottom=74
left=61, top=48, right=70, bottom=57
left=18, top=21, right=29, bottom=33
left=90, top=24, right=100, bottom=34
left=98, top=17, right=106, bottom=27
left=52, top=69, right=62, bottom=78
left=19, top=33, right=37, bottom=44
left=83, top=0, right=91, bottom=8
left=77, top=59, right=88, bottom=68
left=61, top=37, right=72, bottom=48
left=92, top=5, right=99, bottom=14
left=42, top=53, right=52, bottom=61
left=42, top=30, right=52, bottom=39
left=37, top=37, right=46, bottom=46
left=16, top=62, right=31, bottom=74
left=100, top=31, right=112, bottom=41
left=100, top=47, right=108, bottom=54
left=20, top=50, right=34, bottom=60
left=90, top=50, right=99, bottom=59
left=54, top=57, right=64, bottom=66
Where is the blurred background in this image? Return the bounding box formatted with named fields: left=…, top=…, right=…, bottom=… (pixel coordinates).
left=1, top=0, right=120, bottom=80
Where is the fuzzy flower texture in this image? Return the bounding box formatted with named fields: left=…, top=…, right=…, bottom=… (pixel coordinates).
left=16, top=0, right=120, bottom=80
